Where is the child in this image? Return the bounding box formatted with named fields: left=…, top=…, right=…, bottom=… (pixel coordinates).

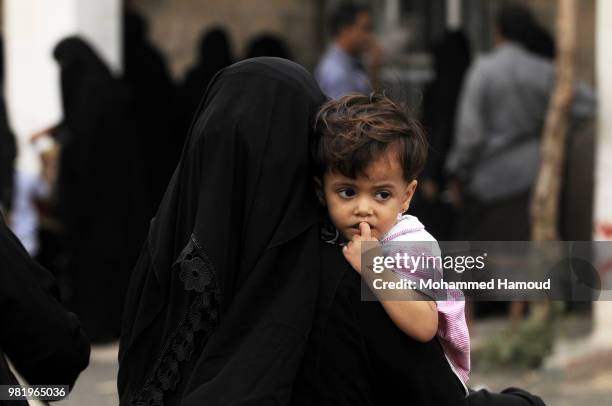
left=313, top=93, right=470, bottom=392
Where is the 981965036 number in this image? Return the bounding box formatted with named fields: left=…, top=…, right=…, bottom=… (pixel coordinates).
left=0, top=385, right=69, bottom=401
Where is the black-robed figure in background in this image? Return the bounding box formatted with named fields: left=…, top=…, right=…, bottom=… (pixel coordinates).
left=0, top=39, right=16, bottom=214
left=178, top=27, right=233, bottom=137
left=123, top=10, right=179, bottom=211
left=244, top=33, right=293, bottom=60
left=53, top=37, right=150, bottom=343
left=0, top=96, right=15, bottom=214
left=412, top=29, right=471, bottom=240
left=495, top=4, right=555, bottom=60
left=118, top=58, right=326, bottom=406
left=0, top=213, right=90, bottom=406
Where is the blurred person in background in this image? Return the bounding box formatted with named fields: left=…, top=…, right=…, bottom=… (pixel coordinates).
left=315, top=2, right=382, bottom=99
left=3, top=33, right=50, bottom=257
left=244, top=33, right=292, bottom=60
left=1, top=211, right=90, bottom=402
left=123, top=9, right=178, bottom=213
left=179, top=27, right=233, bottom=136
left=0, top=39, right=16, bottom=217
left=0, top=104, right=15, bottom=216
left=53, top=36, right=150, bottom=343
left=445, top=3, right=594, bottom=326
left=412, top=29, right=472, bottom=241
left=446, top=3, right=594, bottom=242
left=11, top=155, right=50, bottom=257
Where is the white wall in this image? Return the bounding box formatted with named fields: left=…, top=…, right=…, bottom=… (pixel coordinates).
left=4, top=0, right=120, bottom=173
left=592, top=0, right=612, bottom=340
left=76, top=0, right=121, bottom=73
left=446, top=0, right=462, bottom=29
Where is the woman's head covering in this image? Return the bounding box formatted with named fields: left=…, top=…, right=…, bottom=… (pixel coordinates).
left=124, top=10, right=148, bottom=48
left=420, top=29, right=472, bottom=185
left=197, top=27, right=233, bottom=67
left=182, top=26, right=234, bottom=87
left=496, top=3, right=556, bottom=59
left=244, top=33, right=292, bottom=60
left=53, top=37, right=113, bottom=125
left=179, top=27, right=234, bottom=134
left=0, top=37, right=16, bottom=213
left=119, top=57, right=326, bottom=406
left=53, top=36, right=107, bottom=69
left=431, top=29, right=471, bottom=79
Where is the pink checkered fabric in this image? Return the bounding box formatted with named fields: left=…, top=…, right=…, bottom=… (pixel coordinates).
left=381, top=215, right=470, bottom=385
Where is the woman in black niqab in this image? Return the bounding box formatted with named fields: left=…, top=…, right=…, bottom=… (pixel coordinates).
left=244, top=33, right=292, bottom=60
left=53, top=37, right=150, bottom=342
left=123, top=10, right=178, bottom=210
left=178, top=27, right=233, bottom=135
left=0, top=38, right=16, bottom=213
left=414, top=29, right=471, bottom=240
left=118, top=57, right=326, bottom=406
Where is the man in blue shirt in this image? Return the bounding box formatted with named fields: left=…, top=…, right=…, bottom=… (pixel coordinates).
left=315, top=3, right=381, bottom=99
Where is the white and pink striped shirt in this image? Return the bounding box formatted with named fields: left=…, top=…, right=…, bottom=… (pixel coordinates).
left=381, top=215, right=470, bottom=393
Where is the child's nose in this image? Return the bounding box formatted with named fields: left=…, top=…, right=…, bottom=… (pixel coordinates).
left=354, top=197, right=373, bottom=217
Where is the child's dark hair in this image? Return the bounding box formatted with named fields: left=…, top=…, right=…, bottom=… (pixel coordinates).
left=313, top=93, right=428, bottom=182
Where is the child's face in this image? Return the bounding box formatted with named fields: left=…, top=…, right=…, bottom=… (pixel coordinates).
left=319, top=150, right=417, bottom=241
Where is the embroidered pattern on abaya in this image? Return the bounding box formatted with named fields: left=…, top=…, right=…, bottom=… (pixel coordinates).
left=132, top=235, right=220, bottom=406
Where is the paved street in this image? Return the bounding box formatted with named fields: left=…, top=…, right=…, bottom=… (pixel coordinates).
left=471, top=363, right=612, bottom=406
left=46, top=333, right=612, bottom=406
left=56, top=343, right=119, bottom=406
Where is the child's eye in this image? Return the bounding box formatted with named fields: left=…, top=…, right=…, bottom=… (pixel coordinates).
left=338, top=188, right=356, bottom=198
left=375, top=191, right=391, bottom=200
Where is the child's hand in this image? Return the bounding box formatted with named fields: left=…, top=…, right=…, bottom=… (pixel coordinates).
left=343, top=222, right=379, bottom=274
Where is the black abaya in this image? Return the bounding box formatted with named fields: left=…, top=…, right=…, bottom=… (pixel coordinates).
left=53, top=37, right=150, bottom=342
left=0, top=97, right=15, bottom=214
left=0, top=213, right=90, bottom=398
left=118, top=57, right=326, bottom=406
left=291, top=241, right=469, bottom=406
left=0, top=39, right=15, bottom=213
left=413, top=29, right=471, bottom=240
left=123, top=11, right=179, bottom=209
left=178, top=27, right=233, bottom=136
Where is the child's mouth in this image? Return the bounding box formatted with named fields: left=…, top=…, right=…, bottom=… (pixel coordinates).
left=349, top=223, right=373, bottom=230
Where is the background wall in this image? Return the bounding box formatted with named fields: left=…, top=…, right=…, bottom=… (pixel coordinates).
left=130, top=0, right=322, bottom=78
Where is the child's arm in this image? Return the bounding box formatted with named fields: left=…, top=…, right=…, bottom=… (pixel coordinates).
left=343, top=222, right=438, bottom=343
left=379, top=295, right=438, bottom=342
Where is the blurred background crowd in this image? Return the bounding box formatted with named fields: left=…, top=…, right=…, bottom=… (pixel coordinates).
left=0, top=0, right=610, bottom=405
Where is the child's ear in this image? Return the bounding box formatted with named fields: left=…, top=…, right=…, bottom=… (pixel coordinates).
left=401, top=180, right=418, bottom=213
left=314, top=177, right=326, bottom=206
